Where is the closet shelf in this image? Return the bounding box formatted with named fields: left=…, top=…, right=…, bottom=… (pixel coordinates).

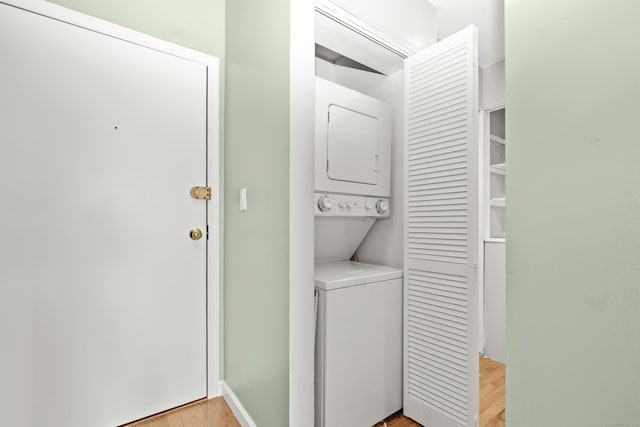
left=490, top=197, right=506, bottom=207
left=490, top=163, right=506, bottom=175
left=490, top=134, right=506, bottom=145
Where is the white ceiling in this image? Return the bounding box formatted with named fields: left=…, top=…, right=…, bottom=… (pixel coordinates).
left=428, top=0, right=504, bottom=67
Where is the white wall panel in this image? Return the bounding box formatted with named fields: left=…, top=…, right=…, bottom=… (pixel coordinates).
left=481, top=60, right=505, bottom=110
left=484, top=241, right=505, bottom=363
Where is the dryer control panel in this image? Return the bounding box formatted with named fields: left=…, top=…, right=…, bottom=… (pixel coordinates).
left=314, top=192, right=390, bottom=218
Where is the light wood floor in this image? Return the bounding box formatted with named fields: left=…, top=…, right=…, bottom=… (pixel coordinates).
left=373, top=356, right=505, bottom=427
left=123, top=397, right=240, bottom=427
left=122, top=357, right=504, bottom=427
left=478, top=357, right=506, bottom=427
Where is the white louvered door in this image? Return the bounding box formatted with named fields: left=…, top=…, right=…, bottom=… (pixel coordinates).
left=403, top=26, right=479, bottom=427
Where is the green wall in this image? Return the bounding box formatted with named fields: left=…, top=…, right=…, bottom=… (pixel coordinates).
left=224, top=1, right=290, bottom=426
left=47, top=0, right=225, bottom=58
left=506, top=1, right=640, bottom=425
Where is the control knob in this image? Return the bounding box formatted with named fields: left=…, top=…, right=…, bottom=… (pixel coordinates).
left=376, top=199, right=389, bottom=214
left=365, top=201, right=374, bottom=210
left=347, top=201, right=357, bottom=209
left=317, top=196, right=333, bottom=212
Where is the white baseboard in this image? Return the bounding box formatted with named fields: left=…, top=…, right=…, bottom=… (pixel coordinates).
left=220, top=380, right=257, bottom=427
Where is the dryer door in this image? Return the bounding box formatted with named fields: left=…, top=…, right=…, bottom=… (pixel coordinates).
left=327, top=105, right=380, bottom=185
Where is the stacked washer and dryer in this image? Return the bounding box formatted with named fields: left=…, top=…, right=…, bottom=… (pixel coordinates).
left=314, top=77, right=403, bottom=427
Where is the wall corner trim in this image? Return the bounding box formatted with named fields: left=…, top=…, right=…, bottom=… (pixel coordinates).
left=220, top=381, right=258, bottom=427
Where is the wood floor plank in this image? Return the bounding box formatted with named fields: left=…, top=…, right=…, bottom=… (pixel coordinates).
left=480, top=383, right=505, bottom=426
left=123, top=357, right=504, bottom=427
left=123, top=397, right=240, bottom=427
left=373, top=410, right=422, bottom=427
left=479, top=356, right=505, bottom=427
left=484, top=410, right=506, bottom=427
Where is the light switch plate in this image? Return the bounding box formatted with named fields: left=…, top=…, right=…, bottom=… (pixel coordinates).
left=240, top=188, right=247, bottom=211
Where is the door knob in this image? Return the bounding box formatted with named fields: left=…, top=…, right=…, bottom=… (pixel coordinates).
left=190, top=228, right=203, bottom=240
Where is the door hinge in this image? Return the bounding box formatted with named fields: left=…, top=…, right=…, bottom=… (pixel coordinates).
left=190, top=186, right=211, bottom=200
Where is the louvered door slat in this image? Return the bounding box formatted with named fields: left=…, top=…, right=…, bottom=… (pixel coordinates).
left=410, top=147, right=467, bottom=166
left=408, top=176, right=467, bottom=185
left=410, top=117, right=467, bottom=140
left=409, top=326, right=467, bottom=356
left=409, top=193, right=467, bottom=203
left=409, top=77, right=466, bottom=105
left=408, top=44, right=466, bottom=75
left=407, top=348, right=467, bottom=383
left=410, top=148, right=466, bottom=164
left=409, top=319, right=467, bottom=348
left=410, top=134, right=467, bottom=154
left=408, top=97, right=467, bottom=127
left=404, top=26, right=479, bottom=427
left=408, top=51, right=467, bottom=83
left=409, top=88, right=467, bottom=117
left=409, top=206, right=467, bottom=215
left=409, top=177, right=467, bottom=191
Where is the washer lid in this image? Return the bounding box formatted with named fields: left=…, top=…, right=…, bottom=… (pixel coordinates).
left=314, top=261, right=403, bottom=290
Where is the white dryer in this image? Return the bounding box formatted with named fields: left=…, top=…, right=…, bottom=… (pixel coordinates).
left=315, top=77, right=391, bottom=198
left=314, top=78, right=392, bottom=263
left=315, top=261, right=403, bottom=427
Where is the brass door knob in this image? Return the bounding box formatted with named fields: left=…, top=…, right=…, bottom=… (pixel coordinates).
left=190, top=228, right=203, bottom=240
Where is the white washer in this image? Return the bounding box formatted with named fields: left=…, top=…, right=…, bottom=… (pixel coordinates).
left=315, top=261, right=403, bottom=427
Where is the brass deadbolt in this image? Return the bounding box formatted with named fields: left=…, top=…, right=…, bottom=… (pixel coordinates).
left=191, top=186, right=212, bottom=200
left=190, top=228, right=203, bottom=241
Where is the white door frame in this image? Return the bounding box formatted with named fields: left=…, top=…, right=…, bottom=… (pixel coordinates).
left=2, top=0, right=221, bottom=398
left=289, top=0, right=316, bottom=426
left=479, top=103, right=505, bottom=360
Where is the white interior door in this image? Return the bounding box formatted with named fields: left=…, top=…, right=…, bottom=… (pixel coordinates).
left=404, top=26, right=479, bottom=427
left=0, top=4, right=209, bottom=426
